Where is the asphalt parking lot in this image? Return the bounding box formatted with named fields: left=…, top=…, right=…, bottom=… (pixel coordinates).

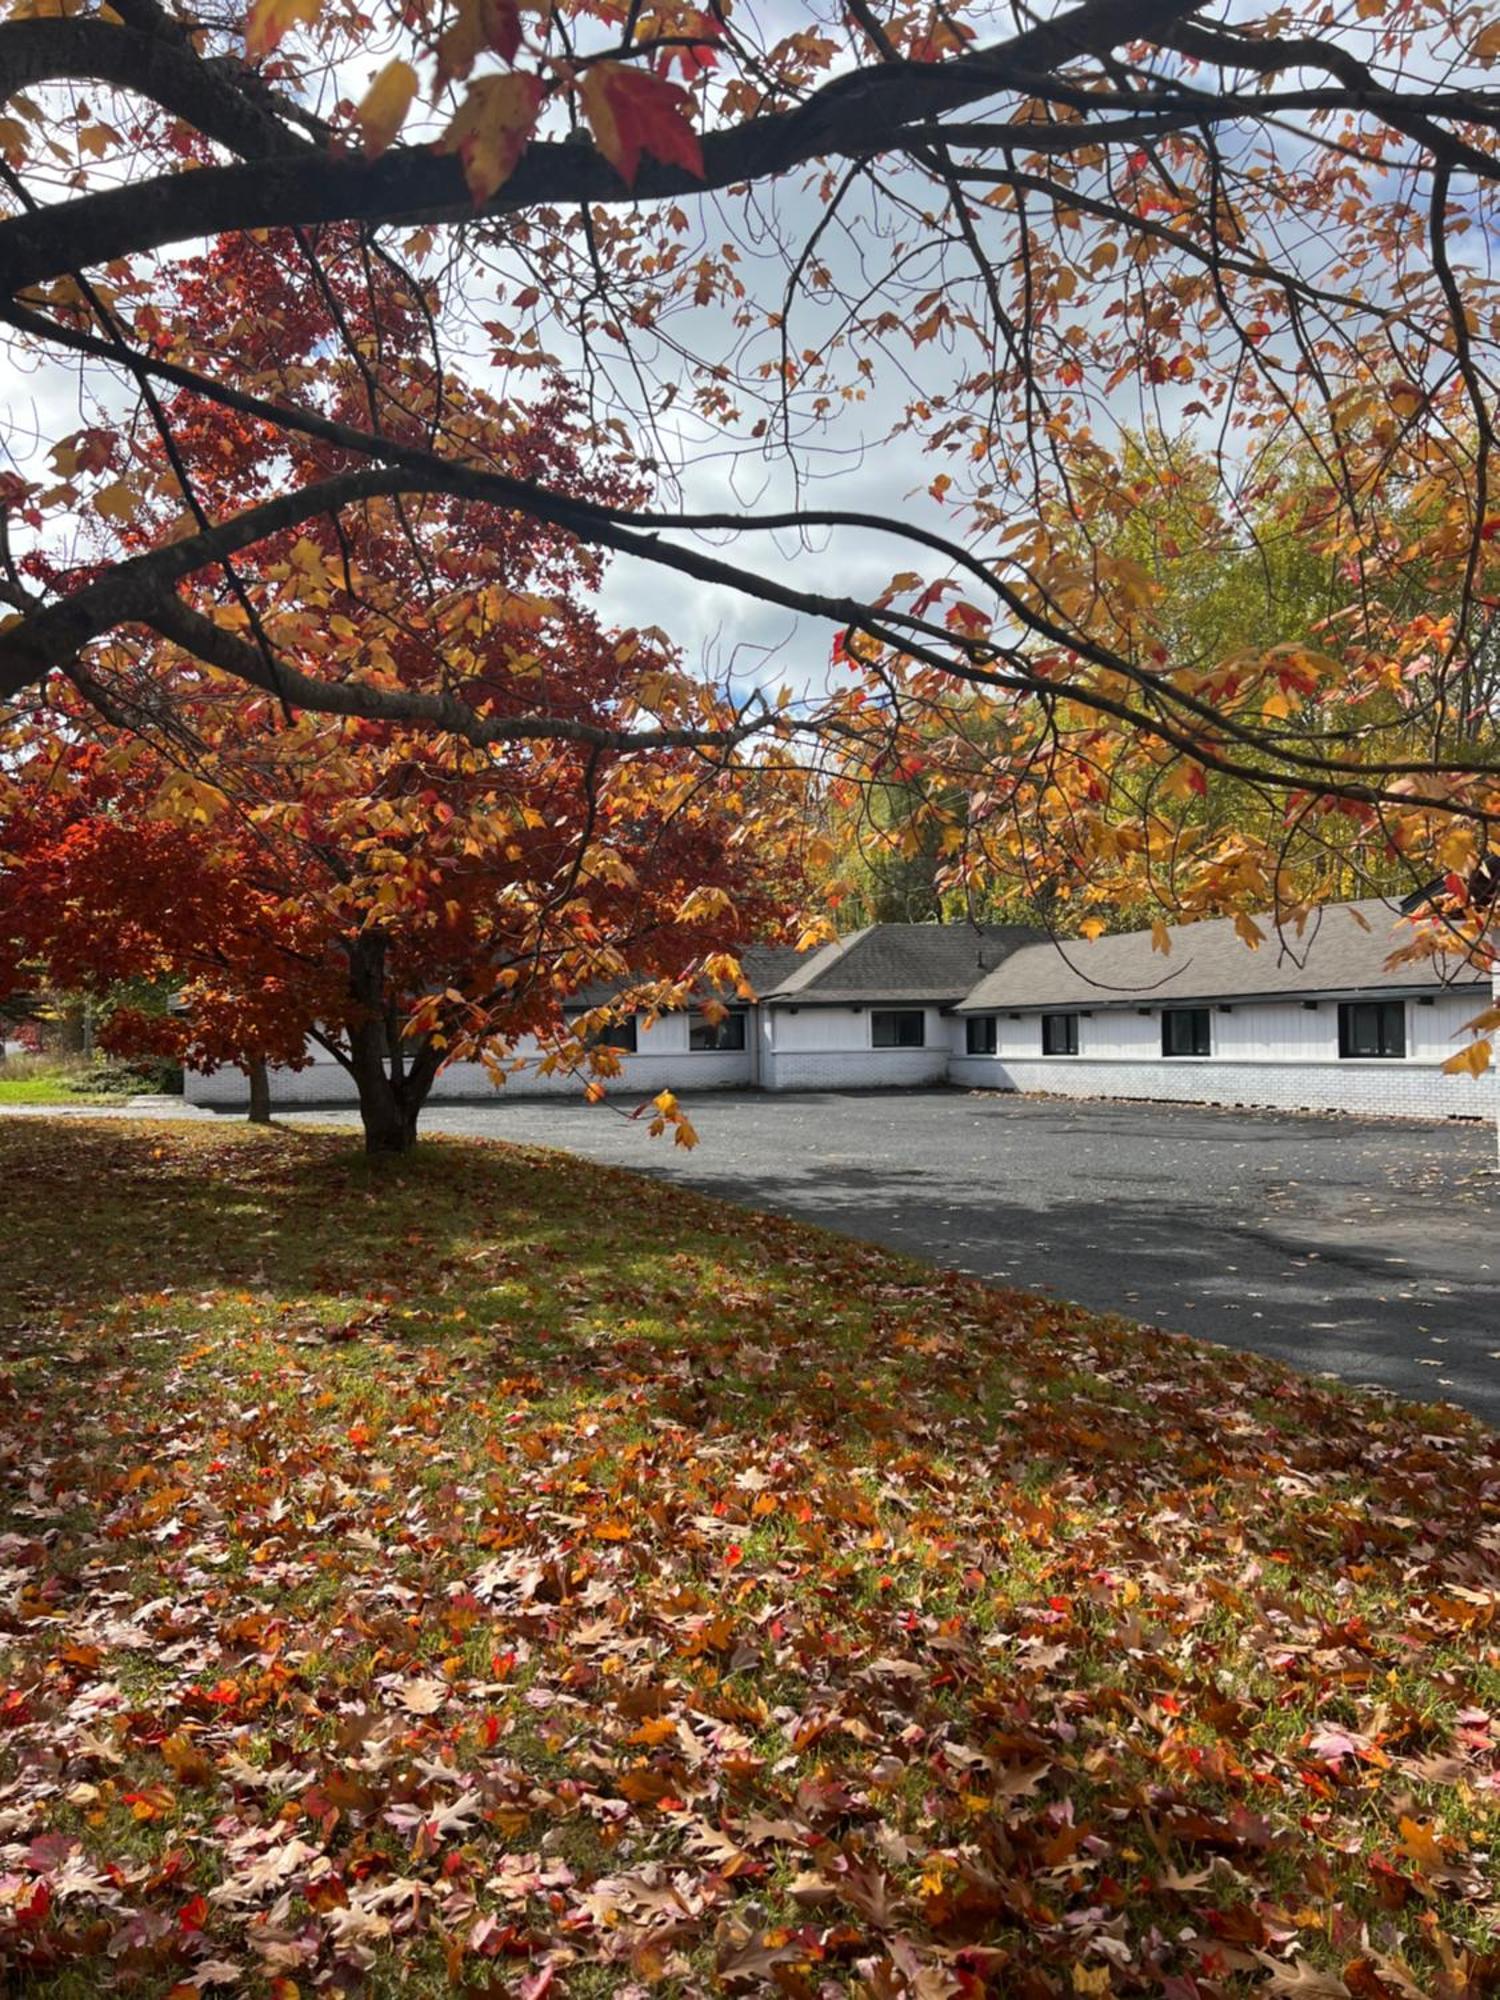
left=284, top=1088, right=1500, bottom=1425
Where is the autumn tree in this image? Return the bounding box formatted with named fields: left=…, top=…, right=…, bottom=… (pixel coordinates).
left=0, top=0, right=1497, bottom=992
left=826, top=431, right=1500, bottom=936
left=0, top=234, right=805, bottom=1152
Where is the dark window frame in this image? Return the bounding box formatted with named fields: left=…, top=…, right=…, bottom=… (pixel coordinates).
left=871, top=1009, right=926, bottom=1049
left=965, top=1015, right=998, bottom=1056
left=1161, top=1007, right=1212, bottom=1058
left=1041, top=1012, right=1080, bottom=1056
left=1338, top=999, right=1405, bottom=1060
left=689, top=1010, right=747, bottom=1053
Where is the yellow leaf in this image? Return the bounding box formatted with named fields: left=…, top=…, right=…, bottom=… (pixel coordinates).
left=356, top=60, right=418, bottom=158
left=1441, top=1038, right=1491, bottom=1079
left=440, top=72, right=544, bottom=203
left=288, top=535, right=330, bottom=588
left=1150, top=918, right=1171, bottom=956
left=93, top=478, right=136, bottom=524
left=244, top=0, right=320, bottom=59
left=1079, top=915, right=1105, bottom=940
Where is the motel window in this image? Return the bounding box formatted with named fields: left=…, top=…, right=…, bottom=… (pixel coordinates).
left=1338, top=1000, right=1405, bottom=1060
left=689, top=1010, right=746, bottom=1053
left=596, top=1019, right=638, bottom=1053
left=1041, top=1012, right=1079, bottom=1056
left=872, top=1009, right=925, bottom=1049
left=966, top=1016, right=998, bottom=1056
left=1161, top=1007, right=1211, bottom=1058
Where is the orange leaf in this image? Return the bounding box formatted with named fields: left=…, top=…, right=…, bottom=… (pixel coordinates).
left=579, top=62, right=703, bottom=186
left=1397, top=1814, right=1447, bottom=1874
left=244, top=0, right=320, bottom=58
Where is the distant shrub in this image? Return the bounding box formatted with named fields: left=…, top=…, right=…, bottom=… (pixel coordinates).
left=64, top=1056, right=183, bottom=1097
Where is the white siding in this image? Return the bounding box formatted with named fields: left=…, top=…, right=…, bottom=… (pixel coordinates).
left=182, top=984, right=1497, bottom=1127
left=184, top=1010, right=753, bottom=1108
left=1409, top=990, right=1488, bottom=1061
left=769, top=1007, right=869, bottom=1052
left=950, top=1054, right=1493, bottom=1120
left=950, top=990, right=1495, bottom=1120
left=760, top=1005, right=949, bottom=1091
left=1212, top=1000, right=1332, bottom=1061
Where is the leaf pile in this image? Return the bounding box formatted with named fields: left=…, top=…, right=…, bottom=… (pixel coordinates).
left=0, top=1120, right=1495, bottom=1998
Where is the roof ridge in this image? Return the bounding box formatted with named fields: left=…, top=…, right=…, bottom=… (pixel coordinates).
left=957, top=895, right=1481, bottom=1013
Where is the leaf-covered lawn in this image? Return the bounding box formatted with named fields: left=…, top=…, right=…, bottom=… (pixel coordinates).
left=0, top=1121, right=1495, bottom=2000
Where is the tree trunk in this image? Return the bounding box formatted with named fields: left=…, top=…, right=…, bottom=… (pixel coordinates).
left=246, top=1058, right=272, bottom=1125
left=355, top=1071, right=421, bottom=1154
left=344, top=932, right=438, bottom=1155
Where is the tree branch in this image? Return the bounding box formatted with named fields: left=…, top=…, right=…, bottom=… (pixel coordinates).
left=140, top=595, right=774, bottom=755
left=0, top=0, right=1210, bottom=292
left=0, top=18, right=310, bottom=163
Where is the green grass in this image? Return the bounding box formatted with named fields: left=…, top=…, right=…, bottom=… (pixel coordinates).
left=0, top=1076, right=118, bottom=1104
left=0, top=1117, right=1494, bottom=1997
left=0, top=1055, right=142, bottom=1105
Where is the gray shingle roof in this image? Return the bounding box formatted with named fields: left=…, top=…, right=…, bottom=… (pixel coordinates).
left=736, top=943, right=807, bottom=994
left=563, top=941, right=809, bottom=1010
left=958, top=898, right=1488, bottom=1013
left=761, top=922, right=1038, bottom=1006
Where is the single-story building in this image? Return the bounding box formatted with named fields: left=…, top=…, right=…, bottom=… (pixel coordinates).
left=954, top=898, right=1494, bottom=1120
left=751, top=922, right=1032, bottom=1092
left=184, top=899, right=1497, bottom=1124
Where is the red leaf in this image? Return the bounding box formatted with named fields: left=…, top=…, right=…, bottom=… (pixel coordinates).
left=579, top=63, right=704, bottom=186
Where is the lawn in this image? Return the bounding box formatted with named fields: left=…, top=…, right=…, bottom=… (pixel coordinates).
left=0, top=1078, right=118, bottom=1106
left=0, top=1058, right=144, bottom=1107
left=0, top=1120, right=1494, bottom=1998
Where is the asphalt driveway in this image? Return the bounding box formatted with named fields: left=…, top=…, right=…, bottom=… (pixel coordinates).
left=282, top=1088, right=1499, bottom=1425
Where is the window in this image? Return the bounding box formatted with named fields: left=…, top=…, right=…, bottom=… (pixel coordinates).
left=1041, top=1012, right=1079, bottom=1055
left=597, top=1019, right=638, bottom=1053
left=871, top=1009, right=925, bottom=1049
left=965, top=1016, right=998, bottom=1056
left=1161, top=1007, right=1211, bottom=1058
left=1338, top=1000, right=1405, bottom=1059
left=689, top=1010, right=746, bottom=1052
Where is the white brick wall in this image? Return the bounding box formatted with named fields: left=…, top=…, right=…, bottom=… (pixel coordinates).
left=761, top=1047, right=949, bottom=1091
left=183, top=987, right=1498, bottom=1128
left=184, top=1012, right=753, bottom=1107
left=947, top=1053, right=1495, bottom=1120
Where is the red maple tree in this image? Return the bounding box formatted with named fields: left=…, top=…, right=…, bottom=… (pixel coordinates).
left=1, top=234, right=804, bottom=1150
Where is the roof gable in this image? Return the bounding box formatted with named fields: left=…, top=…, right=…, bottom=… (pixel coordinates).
left=762, top=922, right=1039, bottom=1005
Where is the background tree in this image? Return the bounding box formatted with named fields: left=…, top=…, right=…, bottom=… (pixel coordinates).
left=814, top=430, right=1500, bottom=939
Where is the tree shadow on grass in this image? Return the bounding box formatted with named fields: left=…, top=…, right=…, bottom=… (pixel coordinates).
left=2, top=1119, right=1499, bottom=1998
